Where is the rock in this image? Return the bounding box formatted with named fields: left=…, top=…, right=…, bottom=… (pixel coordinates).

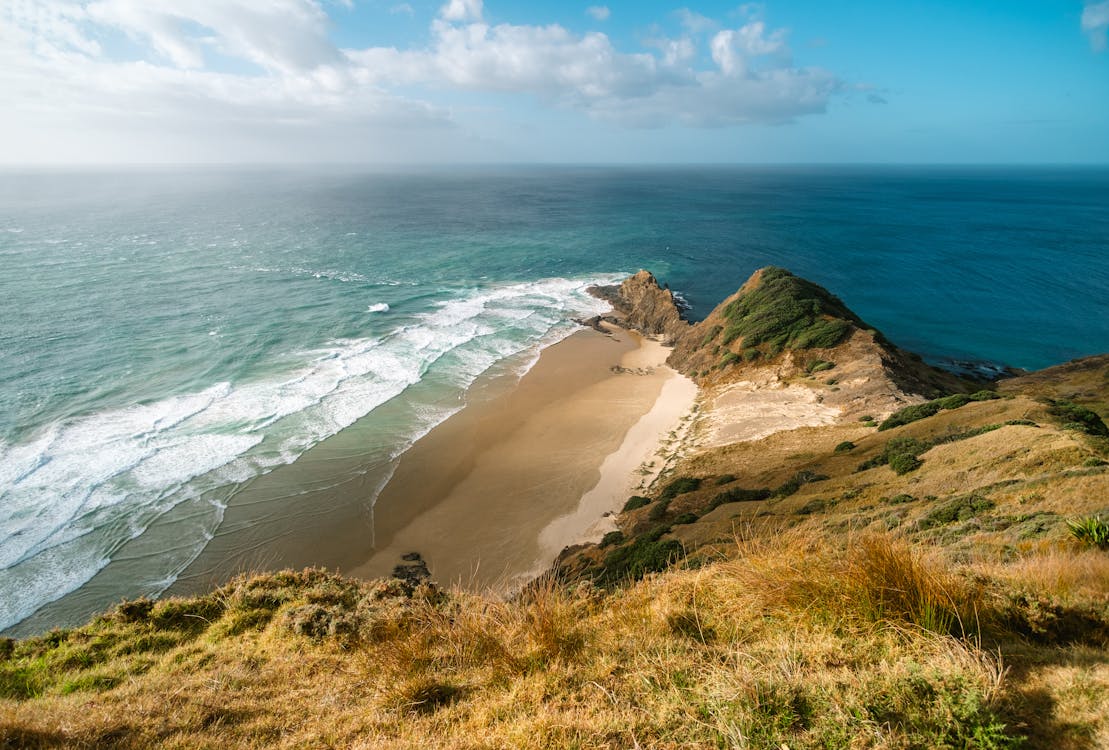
left=393, top=552, right=431, bottom=588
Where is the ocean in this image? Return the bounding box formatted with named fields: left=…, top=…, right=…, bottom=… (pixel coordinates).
left=2, top=165, right=1108, bottom=634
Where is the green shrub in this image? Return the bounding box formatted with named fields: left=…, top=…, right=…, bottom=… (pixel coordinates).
left=647, top=499, right=671, bottom=522
left=807, top=359, right=835, bottom=374
left=714, top=474, right=738, bottom=486
left=1066, top=516, right=1109, bottom=549
left=672, top=513, right=699, bottom=525
left=888, top=453, right=923, bottom=475
left=742, top=348, right=761, bottom=361
left=1005, top=419, right=1038, bottom=427
left=858, top=415, right=874, bottom=423
left=599, top=531, right=624, bottom=548
left=773, top=471, right=829, bottom=498
left=1047, top=400, right=1109, bottom=437
left=622, top=496, right=651, bottom=512
left=920, top=495, right=995, bottom=529
left=834, top=441, right=856, bottom=453
left=710, top=486, right=772, bottom=510
left=600, top=528, right=684, bottom=583
left=720, top=351, right=740, bottom=368
left=879, top=391, right=1000, bottom=431
left=659, top=477, right=701, bottom=500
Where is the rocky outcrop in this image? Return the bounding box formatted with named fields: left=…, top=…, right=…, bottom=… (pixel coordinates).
left=588, top=270, right=688, bottom=345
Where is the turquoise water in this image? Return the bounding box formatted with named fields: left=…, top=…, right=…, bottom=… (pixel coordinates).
left=2, top=166, right=1108, bottom=632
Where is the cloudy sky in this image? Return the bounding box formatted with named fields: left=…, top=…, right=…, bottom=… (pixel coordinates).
left=3, top=0, right=1107, bottom=163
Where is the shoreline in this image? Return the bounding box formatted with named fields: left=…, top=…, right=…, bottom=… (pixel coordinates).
left=349, top=323, right=697, bottom=592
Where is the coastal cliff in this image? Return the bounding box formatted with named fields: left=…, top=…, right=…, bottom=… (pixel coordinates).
left=4, top=268, right=1108, bottom=750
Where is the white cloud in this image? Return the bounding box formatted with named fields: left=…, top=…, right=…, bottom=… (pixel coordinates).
left=1, top=1, right=844, bottom=162
left=676, top=8, right=716, bottom=34
left=440, top=0, right=482, bottom=22
left=586, top=6, right=610, bottom=22
left=1083, top=1, right=1109, bottom=51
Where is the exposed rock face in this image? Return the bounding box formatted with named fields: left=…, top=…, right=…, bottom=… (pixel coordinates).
left=588, top=270, right=688, bottom=345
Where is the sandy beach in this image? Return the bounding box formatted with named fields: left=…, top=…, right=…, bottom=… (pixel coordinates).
left=351, top=324, right=696, bottom=591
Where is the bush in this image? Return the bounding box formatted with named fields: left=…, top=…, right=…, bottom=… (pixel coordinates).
left=719, top=351, right=740, bottom=368
left=672, top=513, right=699, bottom=525
left=714, top=474, right=738, bottom=486
left=1066, top=516, right=1109, bottom=549
left=710, top=486, right=772, bottom=510
left=600, top=528, right=684, bottom=583
left=622, top=496, right=651, bottom=512
left=647, top=499, right=671, bottom=522
left=1048, top=400, right=1109, bottom=437
left=888, top=453, right=923, bottom=475
left=807, top=359, right=835, bottom=374
left=834, top=441, right=856, bottom=453
left=879, top=391, right=1000, bottom=431
left=920, top=495, right=994, bottom=529
left=659, top=477, right=702, bottom=500
left=773, top=471, right=829, bottom=498
left=599, top=531, right=624, bottom=548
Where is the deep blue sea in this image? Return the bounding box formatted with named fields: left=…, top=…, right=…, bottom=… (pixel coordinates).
left=2, top=165, right=1108, bottom=633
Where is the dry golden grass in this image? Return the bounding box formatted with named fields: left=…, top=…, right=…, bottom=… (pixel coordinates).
left=6, top=528, right=1107, bottom=749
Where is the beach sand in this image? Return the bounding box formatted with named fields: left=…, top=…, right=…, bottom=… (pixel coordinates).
left=351, top=325, right=696, bottom=592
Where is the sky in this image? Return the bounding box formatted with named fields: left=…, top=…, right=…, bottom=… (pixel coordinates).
left=2, top=0, right=1108, bottom=164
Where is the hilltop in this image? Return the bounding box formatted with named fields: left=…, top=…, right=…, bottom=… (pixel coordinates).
left=3, top=269, right=1107, bottom=749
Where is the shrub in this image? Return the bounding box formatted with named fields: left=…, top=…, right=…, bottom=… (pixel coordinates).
left=1048, top=400, right=1109, bottom=437
left=889, top=453, right=923, bottom=475
left=834, top=441, right=856, bottom=453
left=622, top=496, right=651, bottom=512
left=719, top=351, right=740, bottom=368
left=920, top=495, right=994, bottom=529
left=599, top=531, right=624, bottom=548
left=807, top=359, right=835, bottom=374
left=742, top=348, right=761, bottom=361
left=714, top=474, right=738, bottom=486
left=600, top=528, right=684, bottom=583
left=672, top=513, right=699, bottom=525
left=879, top=390, right=1000, bottom=431
left=1066, top=516, right=1109, bottom=549
left=710, top=486, right=772, bottom=510
left=659, top=477, right=701, bottom=500
left=773, top=470, right=830, bottom=498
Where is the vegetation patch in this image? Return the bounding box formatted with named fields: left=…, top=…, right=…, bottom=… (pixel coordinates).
left=806, top=359, right=835, bottom=374
left=659, top=476, right=702, bottom=500
left=919, top=494, right=995, bottom=530
left=878, top=390, right=1000, bottom=431
left=773, top=470, right=829, bottom=498
left=1066, top=515, right=1109, bottom=549
left=622, top=495, right=651, bottom=512
left=717, top=267, right=864, bottom=353
left=600, top=527, right=684, bottom=583
left=834, top=440, right=856, bottom=453
left=709, top=486, right=772, bottom=510
left=1047, top=399, right=1109, bottom=437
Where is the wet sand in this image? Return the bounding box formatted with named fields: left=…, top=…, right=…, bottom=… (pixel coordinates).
left=351, top=326, right=696, bottom=592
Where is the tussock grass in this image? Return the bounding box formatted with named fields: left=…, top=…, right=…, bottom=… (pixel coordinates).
left=3, top=529, right=1061, bottom=749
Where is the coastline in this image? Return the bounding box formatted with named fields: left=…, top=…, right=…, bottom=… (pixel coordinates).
left=350, top=323, right=696, bottom=591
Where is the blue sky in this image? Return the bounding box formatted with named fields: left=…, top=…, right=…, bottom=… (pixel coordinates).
left=2, top=1, right=1107, bottom=163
